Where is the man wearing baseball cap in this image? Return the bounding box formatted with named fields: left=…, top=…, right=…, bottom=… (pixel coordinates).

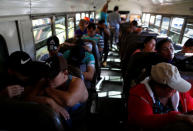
left=0, top=51, right=33, bottom=98
left=128, top=62, right=193, bottom=130
left=39, top=36, right=63, bottom=61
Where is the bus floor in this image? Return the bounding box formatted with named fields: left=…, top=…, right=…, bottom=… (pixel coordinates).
left=84, top=48, right=127, bottom=131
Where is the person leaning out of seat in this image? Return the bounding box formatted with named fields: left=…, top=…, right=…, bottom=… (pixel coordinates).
left=181, top=38, right=193, bottom=53
left=132, top=36, right=156, bottom=55
left=128, top=62, right=193, bottom=130
left=0, top=51, right=34, bottom=99
left=27, top=56, right=88, bottom=121
left=63, top=40, right=95, bottom=89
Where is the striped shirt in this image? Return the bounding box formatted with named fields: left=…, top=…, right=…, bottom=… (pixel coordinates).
left=82, top=34, right=104, bottom=49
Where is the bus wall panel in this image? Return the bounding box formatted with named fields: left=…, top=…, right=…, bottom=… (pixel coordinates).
left=0, top=0, right=93, bottom=17
left=31, top=0, right=93, bottom=14
left=143, top=1, right=193, bottom=16
left=0, top=0, right=30, bottom=16
left=0, top=21, right=21, bottom=55
left=19, top=17, right=35, bottom=59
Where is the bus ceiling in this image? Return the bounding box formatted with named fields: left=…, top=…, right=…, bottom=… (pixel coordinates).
left=0, top=0, right=192, bottom=17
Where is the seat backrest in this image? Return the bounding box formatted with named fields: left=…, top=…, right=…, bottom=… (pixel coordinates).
left=90, top=40, right=101, bottom=87
left=123, top=52, right=159, bottom=96
left=0, top=100, right=64, bottom=131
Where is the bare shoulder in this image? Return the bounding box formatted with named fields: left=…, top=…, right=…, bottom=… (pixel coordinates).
left=71, top=76, right=82, bottom=83
left=71, top=76, right=85, bottom=87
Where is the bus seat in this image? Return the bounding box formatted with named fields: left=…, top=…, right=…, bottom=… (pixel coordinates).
left=123, top=52, right=159, bottom=97
left=83, top=39, right=99, bottom=114
left=0, top=100, right=64, bottom=131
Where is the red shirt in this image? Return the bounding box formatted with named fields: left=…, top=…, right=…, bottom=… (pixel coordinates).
left=128, top=84, right=193, bottom=128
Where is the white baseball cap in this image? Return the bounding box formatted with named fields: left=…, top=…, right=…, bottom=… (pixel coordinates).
left=151, top=62, right=191, bottom=92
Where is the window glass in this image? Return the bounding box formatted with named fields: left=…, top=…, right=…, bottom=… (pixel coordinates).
left=155, top=15, right=162, bottom=27
left=76, top=13, right=81, bottom=26
left=130, top=15, right=141, bottom=26
left=36, top=46, right=48, bottom=60
left=149, top=15, right=155, bottom=29
left=81, top=13, right=85, bottom=19
left=32, top=18, right=52, bottom=59
left=96, top=13, right=100, bottom=21
left=184, top=23, right=193, bottom=38
left=90, top=12, right=95, bottom=19
left=55, top=16, right=66, bottom=44
left=150, top=16, right=155, bottom=25
left=153, top=15, right=162, bottom=33
left=169, top=17, right=184, bottom=43
left=32, top=18, right=52, bottom=44
left=182, top=23, right=193, bottom=45
left=160, top=17, right=170, bottom=36
left=144, top=14, right=150, bottom=27
left=142, top=13, right=146, bottom=23
left=68, top=15, right=75, bottom=38
left=86, top=13, right=89, bottom=17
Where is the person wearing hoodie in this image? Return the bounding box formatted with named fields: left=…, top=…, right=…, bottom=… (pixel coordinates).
left=128, top=62, right=193, bottom=130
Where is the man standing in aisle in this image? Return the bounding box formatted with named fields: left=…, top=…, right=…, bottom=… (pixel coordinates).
left=108, top=6, right=121, bottom=48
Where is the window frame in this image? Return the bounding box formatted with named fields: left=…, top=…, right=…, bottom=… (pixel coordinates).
left=142, top=12, right=193, bottom=45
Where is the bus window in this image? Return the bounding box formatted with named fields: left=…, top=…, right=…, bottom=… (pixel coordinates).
left=32, top=18, right=52, bottom=59
left=142, top=13, right=146, bottom=24
left=149, top=15, right=155, bottom=29
left=67, top=15, right=75, bottom=38
left=144, top=14, right=150, bottom=27
left=168, top=17, right=184, bottom=44
left=81, top=13, right=85, bottom=19
left=55, top=16, right=66, bottom=44
left=160, top=17, right=170, bottom=36
left=129, top=15, right=140, bottom=23
left=86, top=13, right=89, bottom=17
left=36, top=46, right=48, bottom=60
left=182, top=23, right=193, bottom=45
left=90, top=12, right=95, bottom=19
left=154, top=15, right=162, bottom=33
left=32, top=18, right=52, bottom=44
left=76, top=13, right=81, bottom=27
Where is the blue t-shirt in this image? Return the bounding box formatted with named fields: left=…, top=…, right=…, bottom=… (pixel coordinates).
left=75, top=29, right=87, bottom=38
left=100, top=12, right=108, bottom=26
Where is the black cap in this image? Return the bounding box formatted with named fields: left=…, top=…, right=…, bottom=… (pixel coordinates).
left=45, top=56, right=68, bottom=79
left=8, top=51, right=32, bottom=76
left=47, top=36, right=60, bottom=51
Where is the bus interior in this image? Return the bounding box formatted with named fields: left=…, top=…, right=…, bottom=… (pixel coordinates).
left=0, top=0, right=193, bottom=131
